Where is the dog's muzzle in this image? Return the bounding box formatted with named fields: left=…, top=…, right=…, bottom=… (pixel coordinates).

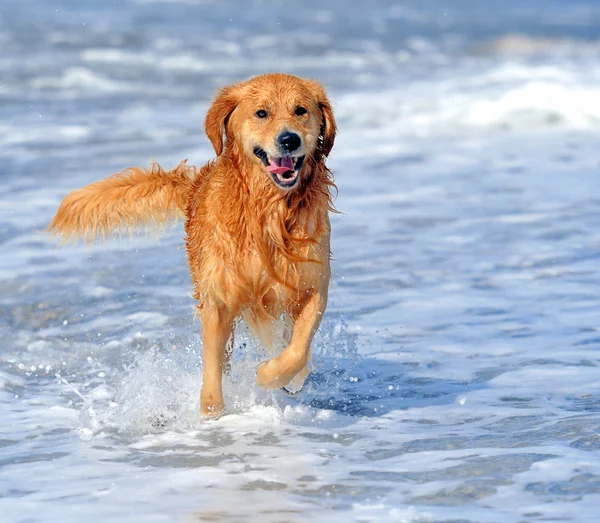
left=254, top=147, right=305, bottom=189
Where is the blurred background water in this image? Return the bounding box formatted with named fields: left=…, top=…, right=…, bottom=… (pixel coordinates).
left=2, top=1, right=600, bottom=521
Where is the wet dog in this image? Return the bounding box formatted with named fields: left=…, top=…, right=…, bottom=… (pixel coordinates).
left=49, top=73, right=337, bottom=418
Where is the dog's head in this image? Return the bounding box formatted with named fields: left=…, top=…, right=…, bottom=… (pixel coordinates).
left=205, top=73, right=336, bottom=191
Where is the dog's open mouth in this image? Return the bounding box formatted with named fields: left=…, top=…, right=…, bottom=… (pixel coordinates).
left=254, top=147, right=304, bottom=189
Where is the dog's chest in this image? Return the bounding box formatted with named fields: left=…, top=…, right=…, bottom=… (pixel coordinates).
left=244, top=242, right=323, bottom=296
left=190, top=201, right=330, bottom=312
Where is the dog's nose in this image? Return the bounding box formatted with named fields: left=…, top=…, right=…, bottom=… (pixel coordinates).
left=278, top=132, right=301, bottom=153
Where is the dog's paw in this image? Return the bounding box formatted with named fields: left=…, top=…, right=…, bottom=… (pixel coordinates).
left=256, top=360, right=278, bottom=389
left=256, top=361, right=288, bottom=389
left=282, top=365, right=309, bottom=395
left=200, top=402, right=225, bottom=421
left=282, top=384, right=303, bottom=396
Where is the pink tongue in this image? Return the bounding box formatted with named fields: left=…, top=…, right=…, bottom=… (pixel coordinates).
left=267, top=156, right=294, bottom=175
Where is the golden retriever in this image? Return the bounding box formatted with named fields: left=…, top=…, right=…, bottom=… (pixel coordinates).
left=49, top=73, right=337, bottom=418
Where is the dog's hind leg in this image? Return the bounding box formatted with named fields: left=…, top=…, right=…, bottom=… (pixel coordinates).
left=223, top=329, right=235, bottom=376
left=199, top=304, right=235, bottom=419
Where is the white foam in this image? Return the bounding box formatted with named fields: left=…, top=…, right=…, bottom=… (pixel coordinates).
left=30, top=67, right=136, bottom=92
left=0, top=123, right=90, bottom=146
left=337, top=61, right=600, bottom=137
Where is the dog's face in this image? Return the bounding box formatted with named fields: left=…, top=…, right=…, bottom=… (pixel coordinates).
left=239, top=84, right=320, bottom=191
left=205, top=74, right=336, bottom=191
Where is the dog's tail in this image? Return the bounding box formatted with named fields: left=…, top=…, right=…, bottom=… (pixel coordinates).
left=49, top=160, right=196, bottom=243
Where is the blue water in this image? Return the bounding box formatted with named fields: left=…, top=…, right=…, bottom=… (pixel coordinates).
left=2, top=1, right=600, bottom=521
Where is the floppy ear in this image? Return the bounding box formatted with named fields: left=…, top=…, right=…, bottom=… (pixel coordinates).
left=318, top=98, right=336, bottom=157
left=204, top=86, right=239, bottom=156
left=307, top=80, right=337, bottom=157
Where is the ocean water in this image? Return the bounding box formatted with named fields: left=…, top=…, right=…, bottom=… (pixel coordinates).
left=2, top=1, right=600, bottom=521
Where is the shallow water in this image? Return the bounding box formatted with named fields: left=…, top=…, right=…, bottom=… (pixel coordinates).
left=2, top=1, right=600, bottom=521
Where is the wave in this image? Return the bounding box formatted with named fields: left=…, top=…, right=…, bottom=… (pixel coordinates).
left=337, top=61, right=600, bottom=137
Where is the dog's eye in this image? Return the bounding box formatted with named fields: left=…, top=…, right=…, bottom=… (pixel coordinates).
left=255, top=109, right=268, bottom=118
left=295, top=106, right=307, bottom=116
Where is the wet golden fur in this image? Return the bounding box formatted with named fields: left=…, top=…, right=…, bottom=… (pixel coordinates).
left=49, top=73, right=337, bottom=417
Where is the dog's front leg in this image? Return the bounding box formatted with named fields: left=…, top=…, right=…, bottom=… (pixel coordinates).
left=200, top=304, right=234, bottom=418
left=256, top=288, right=327, bottom=390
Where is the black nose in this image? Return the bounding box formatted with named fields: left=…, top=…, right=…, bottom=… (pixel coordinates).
left=278, top=132, right=301, bottom=153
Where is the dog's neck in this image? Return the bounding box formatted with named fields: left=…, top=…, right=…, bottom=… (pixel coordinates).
left=222, top=144, right=334, bottom=217
left=211, top=145, right=333, bottom=275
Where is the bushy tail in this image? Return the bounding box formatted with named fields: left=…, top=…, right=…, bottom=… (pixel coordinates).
left=49, top=160, right=197, bottom=243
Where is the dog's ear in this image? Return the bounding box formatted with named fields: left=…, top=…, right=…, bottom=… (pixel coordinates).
left=205, top=86, right=239, bottom=156
left=307, top=81, right=336, bottom=157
